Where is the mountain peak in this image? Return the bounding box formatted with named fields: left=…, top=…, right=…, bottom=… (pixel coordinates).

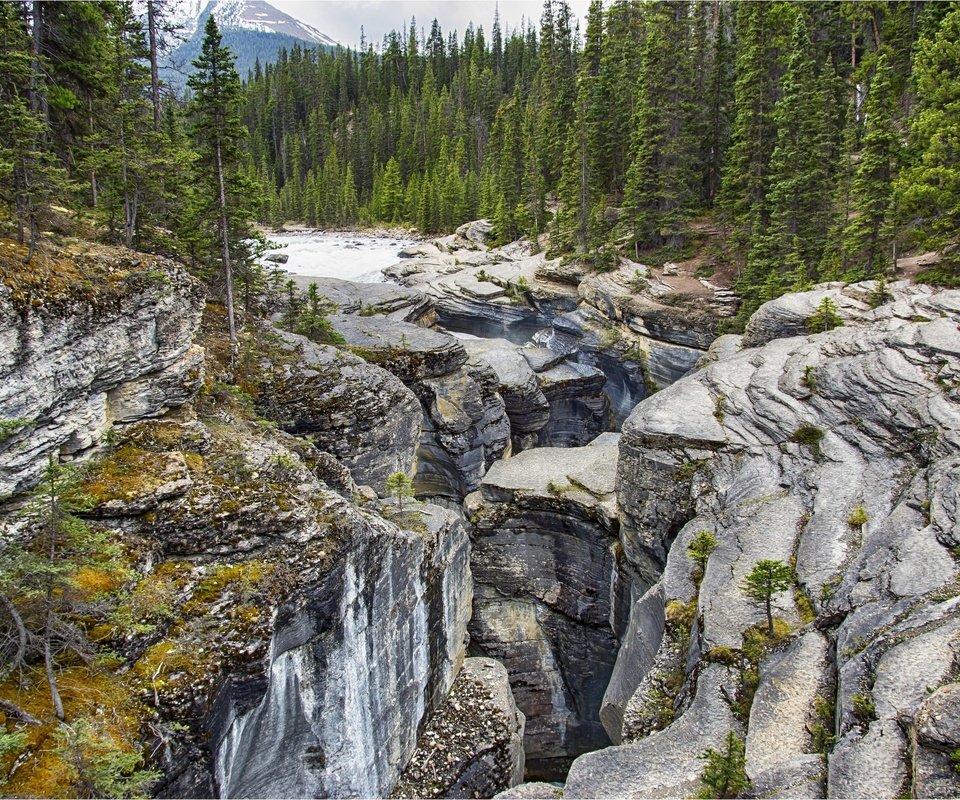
left=180, top=0, right=338, bottom=48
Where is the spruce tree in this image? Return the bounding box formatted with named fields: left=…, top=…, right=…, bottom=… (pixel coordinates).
left=841, top=53, right=898, bottom=279
left=622, top=1, right=697, bottom=252
left=188, top=15, right=256, bottom=362
left=895, top=7, right=960, bottom=283
left=717, top=3, right=791, bottom=259
left=743, top=13, right=833, bottom=303
left=0, top=1, right=63, bottom=262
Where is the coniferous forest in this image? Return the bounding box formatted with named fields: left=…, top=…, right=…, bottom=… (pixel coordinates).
left=1, top=2, right=959, bottom=323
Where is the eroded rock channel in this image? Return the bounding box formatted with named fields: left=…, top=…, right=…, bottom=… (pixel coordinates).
left=5, top=227, right=960, bottom=799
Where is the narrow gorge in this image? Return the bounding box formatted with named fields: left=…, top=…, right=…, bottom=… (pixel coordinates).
left=3, top=223, right=959, bottom=799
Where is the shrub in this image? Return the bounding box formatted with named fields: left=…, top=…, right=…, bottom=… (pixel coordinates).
left=688, top=530, right=718, bottom=582
left=847, top=505, right=868, bottom=529
left=790, top=424, right=825, bottom=455
left=852, top=692, right=875, bottom=724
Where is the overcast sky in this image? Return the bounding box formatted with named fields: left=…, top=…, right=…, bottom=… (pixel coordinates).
left=271, top=0, right=591, bottom=49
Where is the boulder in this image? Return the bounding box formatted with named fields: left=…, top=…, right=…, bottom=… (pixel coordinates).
left=284, top=276, right=433, bottom=324
left=330, top=314, right=468, bottom=382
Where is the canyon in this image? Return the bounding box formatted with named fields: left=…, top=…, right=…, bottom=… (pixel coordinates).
left=1, top=225, right=959, bottom=798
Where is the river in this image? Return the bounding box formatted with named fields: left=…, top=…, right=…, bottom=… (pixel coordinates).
left=262, top=231, right=419, bottom=283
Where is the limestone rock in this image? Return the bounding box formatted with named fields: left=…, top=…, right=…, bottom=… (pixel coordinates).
left=416, top=357, right=511, bottom=498
left=285, top=275, right=433, bottom=324
left=915, top=684, right=960, bottom=798
left=467, top=443, right=620, bottom=779
left=255, top=329, right=422, bottom=493
left=494, top=782, right=563, bottom=799
left=565, top=283, right=960, bottom=799
left=0, top=250, right=205, bottom=498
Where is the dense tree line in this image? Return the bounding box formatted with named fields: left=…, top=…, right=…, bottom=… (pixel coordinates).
left=1, top=1, right=959, bottom=323
left=244, top=0, right=960, bottom=316
left=0, top=0, right=263, bottom=351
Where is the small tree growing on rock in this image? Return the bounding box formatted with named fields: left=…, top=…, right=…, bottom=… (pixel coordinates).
left=741, top=559, right=793, bottom=638
left=807, top=297, right=844, bottom=333
left=697, top=730, right=751, bottom=799
left=687, top=530, right=718, bottom=583
left=385, top=471, right=414, bottom=512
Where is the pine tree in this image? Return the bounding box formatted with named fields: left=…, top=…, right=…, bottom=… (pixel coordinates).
left=895, top=7, right=960, bottom=283
left=742, top=13, right=833, bottom=303
left=740, top=559, right=793, bottom=638
left=841, top=53, right=897, bottom=279
left=188, top=15, right=254, bottom=363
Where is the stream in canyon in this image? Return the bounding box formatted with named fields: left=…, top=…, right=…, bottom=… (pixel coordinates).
left=262, top=230, right=652, bottom=781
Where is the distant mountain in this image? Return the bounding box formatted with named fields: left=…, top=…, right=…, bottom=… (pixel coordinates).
left=166, top=0, right=338, bottom=84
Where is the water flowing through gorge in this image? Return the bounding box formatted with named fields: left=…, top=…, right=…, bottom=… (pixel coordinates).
left=262, top=230, right=679, bottom=781
left=4, top=229, right=959, bottom=798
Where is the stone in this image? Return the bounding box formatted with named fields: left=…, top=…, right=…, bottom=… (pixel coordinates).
left=564, top=665, right=741, bottom=799
left=564, top=284, right=960, bottom=798
left=330, top=314, right=468, bottom=382
left=915, top=685, right=960, bottom=798
left=416, top=358, right=511, bottom=498
left=828, top=720, right=908, bottom=799
left=284, top=276, right=433, bottom=324
left=494, top=782, right=563, bottom=799
left=255, top=329, right=422, bottom=494
left=212, top=496, right=473, bottom=799
left=468, top=443, right=620, bottom=779
left=745, top=632, right=830, bottom=794
left=393, top=657, right=525, bottom=799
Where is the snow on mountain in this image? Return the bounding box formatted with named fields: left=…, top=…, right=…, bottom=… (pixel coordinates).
left=176, top=0, right=338, bottom=48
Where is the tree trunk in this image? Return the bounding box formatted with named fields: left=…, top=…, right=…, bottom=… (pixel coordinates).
left=0, top=594, right=27, bottom=679
left=765, top=596, right=773, bottom=638
left=215, top=137, right=238, bottom=365
left=147, top=0, right=161, bottom=132
left=30, top=2, right=42, bottom=117
left=88, top=100, right=98, bottom=207
left=44, top=633, right=64, bottom=721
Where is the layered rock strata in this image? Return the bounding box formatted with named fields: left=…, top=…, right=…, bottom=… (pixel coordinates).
left=566, top=282, right=960, bottom=798
left=76, top=413, right=473, bottom=799
left=0, top=250, right=205, bottom=498
left=465, top=438, right=620, bottom=780
left=254, top=329, right=422, bottom=494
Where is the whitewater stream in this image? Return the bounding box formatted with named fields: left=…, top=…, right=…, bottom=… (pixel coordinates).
left=262, top=231, right=419, bottom=283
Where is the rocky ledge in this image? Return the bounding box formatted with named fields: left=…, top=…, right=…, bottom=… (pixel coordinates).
left=0, top=244, right=205, bottom=498
left=562, top=281, right=960, bottom=798
left=465, top=438, right=620, bottom=780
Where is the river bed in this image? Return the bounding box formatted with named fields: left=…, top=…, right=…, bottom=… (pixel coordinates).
left=262, top=231, right=419, bottom=283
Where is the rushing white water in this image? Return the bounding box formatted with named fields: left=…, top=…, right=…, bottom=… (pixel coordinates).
left=261, top=231, right=419, bottom=283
